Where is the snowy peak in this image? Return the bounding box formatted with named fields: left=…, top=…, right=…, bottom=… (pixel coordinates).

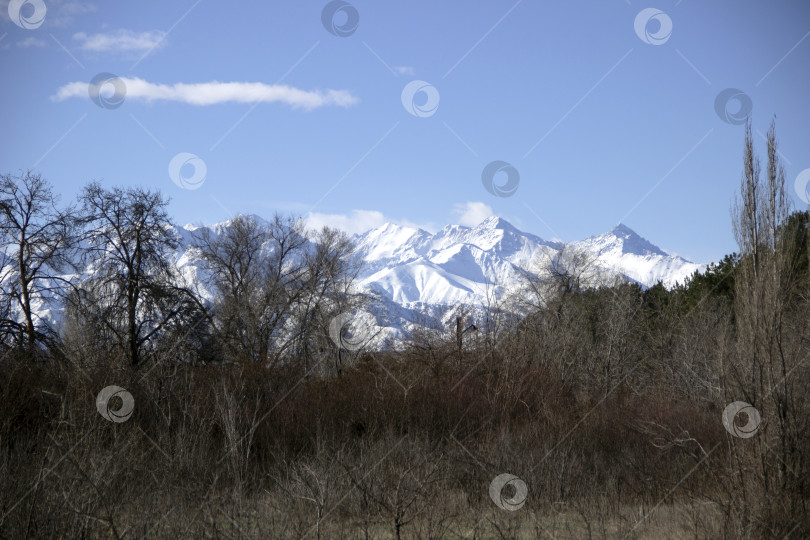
left=567, top=223, right=700, bottom=289
left=352, top=223, right=434, bottom=277
left=476, top=215, right=518, bottom=232
left=355, top=223, right=427, bottom=259
left=587, top=223, right=670, bottom=258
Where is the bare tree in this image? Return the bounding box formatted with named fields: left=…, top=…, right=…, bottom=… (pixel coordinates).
left=510, top=246, right=603, bottom=317
left=0, top=172, right=75, bottom=352
left=77, top=182, right=186, bottom=367
left=192, top=214, right=310, bottom=363
left=548, top=246, right=598, bottom=295
left=297, top=225, right=364, bottom=373
left=727, top=120, right=808, bottom=535
left=193, top=215, right=363, bottom=369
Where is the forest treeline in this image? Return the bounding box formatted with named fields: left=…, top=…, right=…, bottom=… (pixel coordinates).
left=0, top=123, right=808, bottom=538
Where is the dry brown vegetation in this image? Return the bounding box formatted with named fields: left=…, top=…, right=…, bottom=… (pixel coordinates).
left=0, top=351, right=738, bottom=539
left=0, top=123, right=808, bottom=538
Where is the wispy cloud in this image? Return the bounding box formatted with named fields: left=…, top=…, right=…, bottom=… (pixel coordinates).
left=306, top=210, right=430, bottom=236
left=394, top=66, right=415, bottom=75
left=452, top=201, right=493, bottom=227
left=17, top=36, right=46, bottom=48
left=307, top=210, right=388, bottom=235
left=51, top=77, right=359, bottom=110
left=73, top=29, right=166, bottom=54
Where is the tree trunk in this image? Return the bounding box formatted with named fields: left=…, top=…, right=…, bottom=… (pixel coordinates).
left=18, top=244, right=35, bottom=353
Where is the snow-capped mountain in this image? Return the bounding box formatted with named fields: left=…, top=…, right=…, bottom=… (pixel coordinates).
left=351, top=217, right=700, bottom=308
left=352, top=217, right=561, bottom=309
left=2, top=215, right=703, bottom=340
left=568, top=223, right=702, bottom=289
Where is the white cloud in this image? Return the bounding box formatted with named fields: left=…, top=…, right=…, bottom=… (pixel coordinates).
left=451, top=201, right=493, bottom=227
left=306, top=210, right=388, bottom=235
left=306, top=210, right=432, bottom=236
left=17, top=36, right=46, bottom=48
left=73, top=29, right=166, bottom=54
left=394, top=66, right=415, bottom=76
left=51, top=78, right=359, bottom=110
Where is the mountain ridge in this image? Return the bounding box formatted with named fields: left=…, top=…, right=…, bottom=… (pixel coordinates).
left=339, top=216, right=702, bottom=341
left=2, top=215, right=704, bottom=342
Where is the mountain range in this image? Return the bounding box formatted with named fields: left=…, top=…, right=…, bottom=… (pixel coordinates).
left=341, top=216, right=702, bottom=341
left=5, top=216, right=704, bottom=343
left=352, top=216, right=700, bottom=301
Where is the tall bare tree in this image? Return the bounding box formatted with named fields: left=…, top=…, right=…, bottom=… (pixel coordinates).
left=192, top=214, right=310, bottom=363
left=77, top=183, right=185, bottom=367
left=297, top=225, right=364, bottom=373
left=0, top=172, right=74, bottom=352
left=727, top=120, right=808, bottom=533
left=193, top=215, right=363, bottom=369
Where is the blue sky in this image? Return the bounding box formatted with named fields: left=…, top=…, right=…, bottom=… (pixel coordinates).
left=1, top=0, right=809, bottom=264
